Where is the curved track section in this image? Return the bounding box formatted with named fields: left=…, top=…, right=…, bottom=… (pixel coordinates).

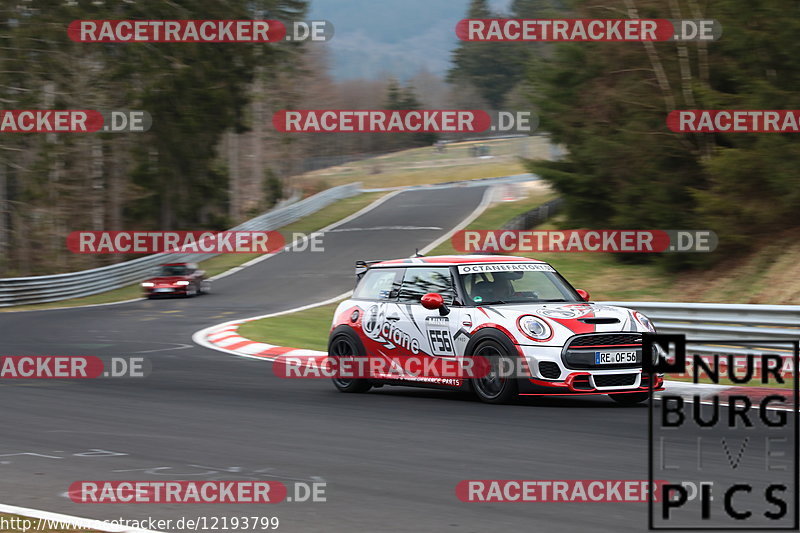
left=0, top=185, right=781, bottom=532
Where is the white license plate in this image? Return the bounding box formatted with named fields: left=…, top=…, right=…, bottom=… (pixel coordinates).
left=154, top=288, right=174, bottom=293
left=594, top=351, right=638, bottom=364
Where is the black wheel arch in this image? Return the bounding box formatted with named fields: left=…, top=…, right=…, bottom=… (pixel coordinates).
left=327, top=325, right=367, bottom=357
left=464, top=327, right=521, bottom=360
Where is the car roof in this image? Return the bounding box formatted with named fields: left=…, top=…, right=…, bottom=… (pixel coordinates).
left=162, top=262, right=189, bottom=266
left=371, top=255, right=546, bottom=267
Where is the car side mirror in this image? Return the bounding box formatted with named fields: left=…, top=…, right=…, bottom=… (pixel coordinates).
left=421, top=293, right=450, bottom=316
left=576, top=289, right=590, bottom=302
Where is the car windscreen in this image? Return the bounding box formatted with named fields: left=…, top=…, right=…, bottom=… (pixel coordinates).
left=458, top=265, right=580, bottom=305
left=158, top=265, right=189, bottom=276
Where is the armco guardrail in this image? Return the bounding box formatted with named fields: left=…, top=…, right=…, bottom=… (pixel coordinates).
left=0, top=183, right=361, bottom=307
left=601, top=301, right=800, bottom=356
left=502, top=197, right=563, bottom=230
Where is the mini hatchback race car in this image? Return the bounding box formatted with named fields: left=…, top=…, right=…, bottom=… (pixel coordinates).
left=328, top=255, right=664, bottom=404
left=141, top=262, right=209, bottom=298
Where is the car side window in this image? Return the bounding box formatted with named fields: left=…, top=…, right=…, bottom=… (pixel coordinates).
left=353, top=268, right=402, bottom=300
left=398, top=267, right=455, bottom=304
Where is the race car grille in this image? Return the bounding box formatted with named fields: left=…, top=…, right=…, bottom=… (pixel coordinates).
left=593, top=374, right=637, bottom=388
left=567, top=334, right=642, bottom=348
left=561, top=333, right=643, bottom=370
left=538, top=362, right=561, bottom=379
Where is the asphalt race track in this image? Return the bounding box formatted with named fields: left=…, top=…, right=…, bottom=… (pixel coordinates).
left=0, top=186, right=792, bottom=532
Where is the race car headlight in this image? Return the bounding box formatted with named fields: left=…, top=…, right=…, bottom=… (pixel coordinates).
left=633, top=311, right=656, bottom=333
left=176, top=280, right=190, bottom=286
left=517, top=315, right=552, bottom=341
left=141, top=282, right=154, bottom=287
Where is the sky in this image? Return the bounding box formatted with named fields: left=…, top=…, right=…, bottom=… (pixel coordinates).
left=307, top=0, right=512, bottom=80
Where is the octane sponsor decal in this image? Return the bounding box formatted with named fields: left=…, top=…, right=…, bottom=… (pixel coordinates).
left=456, top=19, right=720, bottom=42
left=668, top=110, right=800, bottom=133
left=453, top=230, right=717, bottom=253
left=68, top=481, right=287, bottom=503
left=67, top=231, right=286, bottom=254
left=0, top=356, right=149, bottom=378
left=273, top=110, right=536, bottom=133
left=456, top=480, right=666, bottom=502
left=456, top=263, right=555, bottom=273
left=362, top=304, right=421, bottom=354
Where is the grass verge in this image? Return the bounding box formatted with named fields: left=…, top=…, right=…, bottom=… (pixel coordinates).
left=237, top=302, right=339, bottom=352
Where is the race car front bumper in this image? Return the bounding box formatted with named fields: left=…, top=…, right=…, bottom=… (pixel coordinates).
left=515, top=344, right=664, bottom=395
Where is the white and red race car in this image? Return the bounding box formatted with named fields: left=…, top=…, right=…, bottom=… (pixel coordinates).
left=328, top=255, right=664, bottom=404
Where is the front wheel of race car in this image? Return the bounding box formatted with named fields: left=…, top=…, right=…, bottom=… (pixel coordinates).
left=608, top=391, right=650, bottom=405
left=328, top=327, right=372, bottom=394
left=469, top=337, right=519, bottom=404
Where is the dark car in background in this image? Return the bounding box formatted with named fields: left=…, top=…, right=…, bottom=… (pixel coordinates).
left=141, top=262, right=209, bottom=298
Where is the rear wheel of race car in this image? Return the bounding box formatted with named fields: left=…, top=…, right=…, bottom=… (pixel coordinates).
left=328, top=327, right=371, bottom=394
left=469, top=337, right=519, bottom=404
left=609, top=391, right=650, bottom=405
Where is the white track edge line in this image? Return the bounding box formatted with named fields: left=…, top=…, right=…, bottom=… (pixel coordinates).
left=417, top=186, right=494, bottom=255
left=209, top=190, right=402, bottom=282
left=0, top=503, right=161, bottom=533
